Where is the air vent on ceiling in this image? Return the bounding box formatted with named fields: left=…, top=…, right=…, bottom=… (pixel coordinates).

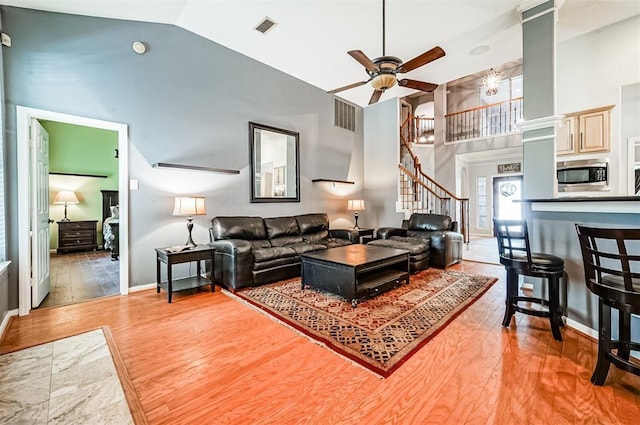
left=254, top=17, right=278, bottom=34
left=334, top=99, right=356, bottom=132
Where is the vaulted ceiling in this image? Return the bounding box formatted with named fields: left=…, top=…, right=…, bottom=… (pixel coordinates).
left=1, top=0, right=638, bottom=106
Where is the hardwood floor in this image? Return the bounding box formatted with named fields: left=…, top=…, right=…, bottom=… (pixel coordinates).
left=39, top=251, right=119, bottom=309
left=2, top=262, right=639, bottom=424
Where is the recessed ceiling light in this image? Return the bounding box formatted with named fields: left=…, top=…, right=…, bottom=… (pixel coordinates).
left=469, top=45, right=490, bottom=56
left=132, top=41, right=146, bottom=54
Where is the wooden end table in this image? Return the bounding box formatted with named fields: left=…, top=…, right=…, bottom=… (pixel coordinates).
left=337, top=227, right=374, bottom=244
left=155, top=245, right=215, bottom=303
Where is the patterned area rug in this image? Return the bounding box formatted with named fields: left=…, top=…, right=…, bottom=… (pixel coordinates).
left=230, top=269, right=497, bottom=378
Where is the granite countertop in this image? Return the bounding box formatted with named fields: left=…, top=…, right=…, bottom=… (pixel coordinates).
left=520, top=196, right=640, bottom=203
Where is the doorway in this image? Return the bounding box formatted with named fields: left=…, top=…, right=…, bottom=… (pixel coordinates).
left=17, top=106, right=129, bottom=316
left=492, top=175, right=523, bottom=222
left=39, top=120, right=121, bottom=309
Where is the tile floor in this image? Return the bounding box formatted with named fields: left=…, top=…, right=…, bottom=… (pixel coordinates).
left=0, top=329, right=133, bottom=424
left=39, top=251, right=120, bottom=309
left=462, top=236, right=499, bottom=264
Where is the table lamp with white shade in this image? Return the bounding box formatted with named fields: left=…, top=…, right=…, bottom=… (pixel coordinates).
left=53, top=190, right=79, bottom=222
left=347, top=199, right=365, bottom=229
left=172, top=196, right=207, bottom=246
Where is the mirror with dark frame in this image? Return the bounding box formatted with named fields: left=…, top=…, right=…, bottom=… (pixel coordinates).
left=249, top=122, right=300, bottom=203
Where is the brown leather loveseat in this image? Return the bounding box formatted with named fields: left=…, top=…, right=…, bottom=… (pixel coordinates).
left=209, top=213, right=358, bottom=290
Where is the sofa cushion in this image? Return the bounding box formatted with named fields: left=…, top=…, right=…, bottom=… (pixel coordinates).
left=370, top=237, right=430, bottom=255
left=302, top=230, right=330, bottom=243
left=253, top=247, right=296, bottom=262
left=264, top=216, right=300, bottom=239
left=296, top=213, right=329, bottom=235
left=253, top=257, right=298, bottom=271
left=286, top=243, right=327, bottom=255
left=250, top=240, right=271, bottom=250
left=318, top=238, right=352, bottom=249
left=212, top=216, right=267, bottom=240
left=399, top=235, right=432, bottom=245
left=270, top=236, right=304, bottom=247
left=408, top=214, right=452, bottom=232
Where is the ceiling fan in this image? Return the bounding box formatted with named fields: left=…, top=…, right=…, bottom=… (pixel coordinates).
left=328, top=0, right=445, bottom=105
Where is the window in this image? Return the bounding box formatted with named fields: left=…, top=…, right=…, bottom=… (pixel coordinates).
left=477, top=177, right=488, bottom=229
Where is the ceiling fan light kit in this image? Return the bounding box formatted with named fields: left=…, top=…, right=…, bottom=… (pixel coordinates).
left=329, top=0, right=445, bottom=105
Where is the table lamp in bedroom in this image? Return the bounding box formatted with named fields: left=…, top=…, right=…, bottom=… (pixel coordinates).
left=172, top=196, right=207, bottom=246
left=53, top=190, right=79, bottom=222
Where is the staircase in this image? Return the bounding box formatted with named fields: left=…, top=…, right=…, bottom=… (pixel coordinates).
left=398, top=116, right=470, bottom=243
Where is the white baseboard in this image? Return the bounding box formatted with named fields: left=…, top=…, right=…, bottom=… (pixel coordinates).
left=564, top=316, right=598, bottom=339
left=564, top=316, right=639, bottom=361
left=128, top=283, right=156, bottom=293
left=0, top=309, right=19, bottom=340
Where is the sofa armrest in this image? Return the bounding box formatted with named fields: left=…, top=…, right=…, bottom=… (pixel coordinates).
left=428, top=230, right=463, bottom=268
left=329, top=229, right=360, bottom=243
left=376, top=227, right=407, bottom=239
left=208, top=239, right=254, bottom=290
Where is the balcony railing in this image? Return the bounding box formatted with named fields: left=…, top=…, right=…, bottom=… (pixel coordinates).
left=445, top=97, right=523, bottom=142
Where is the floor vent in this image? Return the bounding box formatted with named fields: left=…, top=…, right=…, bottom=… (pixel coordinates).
left=334, top=99, right=356, bottom=132
left=254, top=17, right=278, bottom=34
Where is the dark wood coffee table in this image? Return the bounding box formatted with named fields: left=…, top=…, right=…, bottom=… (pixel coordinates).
left=300, top=244, right=410, bottom=307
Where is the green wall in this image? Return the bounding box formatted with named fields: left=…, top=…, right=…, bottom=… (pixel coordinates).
left=41, top=120, right=118, bottom=250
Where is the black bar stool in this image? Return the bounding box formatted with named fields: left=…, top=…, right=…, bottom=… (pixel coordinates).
left=575, top=225, right=640, bottom=385
left=494, top=219, right=565, bottom=341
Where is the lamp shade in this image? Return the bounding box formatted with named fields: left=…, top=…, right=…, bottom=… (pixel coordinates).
left=347, top=199, right=365, bottom=211
left=172, top=196, right=206, bottom=216
left=53, top=191, right=79, bottom=205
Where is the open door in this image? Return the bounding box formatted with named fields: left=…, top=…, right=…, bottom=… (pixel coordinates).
left=31, top=120, right=51, bottom=307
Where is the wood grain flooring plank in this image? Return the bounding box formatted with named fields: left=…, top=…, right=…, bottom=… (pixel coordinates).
left=1, top=262, right=638, bottom=424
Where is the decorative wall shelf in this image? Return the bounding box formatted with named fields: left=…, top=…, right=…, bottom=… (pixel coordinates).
left=311, top=179, right=355, bottom=185
left=152, top=162, right=240, bottom=174
left=50, top=172, right=108, bottom=178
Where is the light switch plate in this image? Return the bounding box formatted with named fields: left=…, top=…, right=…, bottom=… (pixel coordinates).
left=129, top=179, right=139, bottom=190
left=1, top=33, right=11, bottom=47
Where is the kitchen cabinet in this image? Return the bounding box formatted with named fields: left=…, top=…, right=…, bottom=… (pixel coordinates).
left=557, top=105, right=613, bottom=156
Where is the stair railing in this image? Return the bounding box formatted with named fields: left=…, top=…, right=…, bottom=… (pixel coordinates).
left=399, top=116, right=470, bottom=243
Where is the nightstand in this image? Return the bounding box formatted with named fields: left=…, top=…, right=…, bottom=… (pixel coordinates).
left=155, top=245, right=215, bottom=303
left=57, top=220, right=98, bottom=254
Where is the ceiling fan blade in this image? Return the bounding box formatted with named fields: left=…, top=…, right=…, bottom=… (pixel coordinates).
left=348, top=50, right=378, bottom=72
left=369, top=90, right=383, bottom=105
left=398, top=79, right=438, bottom=92
left=399, top=46, right=446, bottom=73
left=327, top=81, right=369, bottom=94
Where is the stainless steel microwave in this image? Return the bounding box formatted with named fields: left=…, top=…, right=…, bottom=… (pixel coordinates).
left=557, top=159, right=609, bottom=192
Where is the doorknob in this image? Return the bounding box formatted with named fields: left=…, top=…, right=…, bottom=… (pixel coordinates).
left=48, top=219, right=54, bottom=224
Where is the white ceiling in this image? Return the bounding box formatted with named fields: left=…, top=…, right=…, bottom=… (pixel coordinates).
left=2, top=0, right=638, bottom=106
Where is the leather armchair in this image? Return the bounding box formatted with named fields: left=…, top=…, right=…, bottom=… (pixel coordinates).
left=374, top=213, right=463, bottom=269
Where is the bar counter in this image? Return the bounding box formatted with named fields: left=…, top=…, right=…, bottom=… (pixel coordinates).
left=520, top=196, right=639, bottom=346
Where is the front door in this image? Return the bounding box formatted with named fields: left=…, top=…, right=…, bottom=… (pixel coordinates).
left=32, top=120, right=51, bottom=307
left=492, top=175, right=523, bottom=223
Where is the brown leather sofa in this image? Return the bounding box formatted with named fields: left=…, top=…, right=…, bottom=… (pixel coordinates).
left=370, top=213, right=463, bottom=271
left=209, top=213, right=359, bottom=290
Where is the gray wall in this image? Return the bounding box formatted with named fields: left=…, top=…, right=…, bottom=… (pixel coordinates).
left=1, top=7, right=364, bottom=306
left=363, top=98, right=404, bottom=228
